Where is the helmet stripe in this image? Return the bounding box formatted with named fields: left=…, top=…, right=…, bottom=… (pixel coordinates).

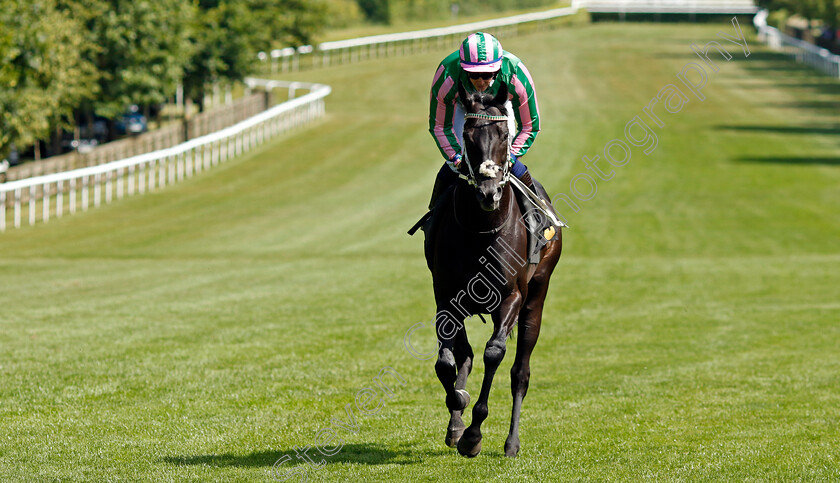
left=468, top=34, right=479, bottom=63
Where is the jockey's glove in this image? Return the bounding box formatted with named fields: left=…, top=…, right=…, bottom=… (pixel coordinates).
left=446, top=154, right=462, bottom=173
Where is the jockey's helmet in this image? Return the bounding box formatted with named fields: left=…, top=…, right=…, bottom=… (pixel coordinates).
left=459, top=32, right=503, bottom=73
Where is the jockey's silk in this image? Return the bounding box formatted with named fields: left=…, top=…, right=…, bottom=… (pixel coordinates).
left=429, top=50, right=541, bottom=162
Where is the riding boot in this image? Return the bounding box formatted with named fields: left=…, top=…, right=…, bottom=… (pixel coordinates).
left=518, top=169, right=537, bottom=193
left=511, top=160, right=537, bottom=193
left=513, top=166, right=548, bottom=264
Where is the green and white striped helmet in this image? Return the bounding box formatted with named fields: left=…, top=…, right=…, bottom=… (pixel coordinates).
left=459, top=32, right=503, bottom=73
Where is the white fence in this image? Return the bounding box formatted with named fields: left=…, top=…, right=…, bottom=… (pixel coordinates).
left=259, top=6, right=581, bottom=73
left=754, top=10, right=840, bottom=78
left=258, top=2, right=766, bottom=73
left=0, top=81, right=330, bottom=232
left=580, top=0, right=757, bottom=14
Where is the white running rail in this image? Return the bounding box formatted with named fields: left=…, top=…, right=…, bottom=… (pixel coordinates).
left=258, top=2, right=760, bottom=73
left=260, top=6, right=581, bottom=72
left=754, top=9, right=840, bottom=78
left=579, top=0, right=758, bottom=14
left=0, top=80, right=331, bottom=231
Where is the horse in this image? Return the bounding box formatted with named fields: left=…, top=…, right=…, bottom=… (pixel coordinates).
left=424, top=81, right=563, bottom=458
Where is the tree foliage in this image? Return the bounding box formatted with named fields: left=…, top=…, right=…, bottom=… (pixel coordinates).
left=354, top=0, right=559, bottom=24
left=326, top=0, right=364, bottom=28
left=1, top=0, right=328, bottom=158
left=0, top=0, right=97, bottom=158
left=757, top=0, right=840, bottom=27
left=88, top=0, right=195, bottom=119
left=183, top=0, right=328, bottom=109
left=357, top=0, right=392, bottom=23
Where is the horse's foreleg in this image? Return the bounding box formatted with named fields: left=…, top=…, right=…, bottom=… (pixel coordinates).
left=436, top=341, right=469, bottom=411
left=446, top=328, right=473, bottom=447
left=453, top=328, right=474, bottom=391
left=435, top=316, right=470, bottom=446
left=505, top=298, right=544, bottom=457
left=457, top=293, right=521, bottom=457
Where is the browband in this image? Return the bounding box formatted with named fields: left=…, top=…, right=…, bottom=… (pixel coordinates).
left=464, top=113, right=508, bottom=121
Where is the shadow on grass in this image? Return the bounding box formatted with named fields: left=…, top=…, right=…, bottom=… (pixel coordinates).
left=741, top=81, right=840, bottom=98
left=729, top=50, right=840, bottom=78
left=648, top=50, right=780, bottom=61
left=721, top=80, right=840, bottom=94
left=770, top=101, right=840, bottom=110
left=162, top=443, right=453, bottom=468
left=649, top=52, right=697, bottom=60
left=740, top=61, right=814, bottom=73
left=736, top=156, right=840, bottom=166
left=715, top=124, right=840, bottom=135
left=734, top=50, right=804, bottom=62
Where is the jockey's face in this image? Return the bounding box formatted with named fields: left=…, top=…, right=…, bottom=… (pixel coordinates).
left=467, top=70, right=497, bottom=92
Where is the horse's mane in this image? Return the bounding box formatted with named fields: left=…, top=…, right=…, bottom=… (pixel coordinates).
left=463, top=90, right=507, bottom=117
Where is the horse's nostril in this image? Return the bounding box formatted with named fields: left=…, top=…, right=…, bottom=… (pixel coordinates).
left=493, top=187, right=502, bottom=201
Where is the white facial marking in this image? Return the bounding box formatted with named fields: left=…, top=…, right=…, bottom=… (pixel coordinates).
left=479, top=160, right=501, bottom=178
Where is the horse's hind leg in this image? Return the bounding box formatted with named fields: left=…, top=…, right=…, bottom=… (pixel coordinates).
left=505, top=243, right=559, bottom=457
left=446, top=328, right=473, bottom=447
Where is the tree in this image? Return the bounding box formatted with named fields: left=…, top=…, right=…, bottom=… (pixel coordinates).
left=354, top=0, right=559, bottom=24
left=184, top=0, right=329, bottom=111
left=757, top=0, right=840, bottom=27
left=260, top=0, right=330, bottom=48
left=0, top=0, right=97, bottom=159
left=356, top=0, right=391, bottom=23
left=87, top=0, right=195, bottom=122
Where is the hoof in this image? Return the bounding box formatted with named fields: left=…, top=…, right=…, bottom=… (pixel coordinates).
left=445, top=389, right=470, bottom=411
left=445, top=425, right=465, bottom=448
left=504, top=443, right=520, bottom=458
left=457, top=431, right=482, bottom=457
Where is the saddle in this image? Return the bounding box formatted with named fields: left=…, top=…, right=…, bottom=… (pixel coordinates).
left=408, top=179, right=556, bottom=265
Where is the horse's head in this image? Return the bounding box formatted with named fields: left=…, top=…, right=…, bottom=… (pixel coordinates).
left=458, top=81, right=511, bottom=212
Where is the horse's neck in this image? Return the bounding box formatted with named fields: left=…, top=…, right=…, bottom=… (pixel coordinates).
left=453, top=184, right=515, bottom=234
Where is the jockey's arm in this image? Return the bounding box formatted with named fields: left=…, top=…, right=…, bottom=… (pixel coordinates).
left=428, top=65, right=461, bottom=162
left=508, top=62, right=541, bottom=160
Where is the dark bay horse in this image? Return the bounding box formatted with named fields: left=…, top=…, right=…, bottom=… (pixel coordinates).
left=424, top=82, right=562, bottom=457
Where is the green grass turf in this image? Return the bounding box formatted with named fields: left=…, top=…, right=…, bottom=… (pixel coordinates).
left=2, top=20, right=840, bottom=482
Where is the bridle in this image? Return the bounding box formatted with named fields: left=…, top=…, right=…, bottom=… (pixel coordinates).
left=459, top=111, right=512, bottom=188
left=452, top=109, right=515, bottom=234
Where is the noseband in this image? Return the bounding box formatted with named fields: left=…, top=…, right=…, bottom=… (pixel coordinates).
left=460, top=112, right=511, bottom=187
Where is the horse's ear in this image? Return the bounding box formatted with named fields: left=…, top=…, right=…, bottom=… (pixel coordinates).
left=493, top=80, right=508, bottom=107
left=457, top=79, right=472, bottom=111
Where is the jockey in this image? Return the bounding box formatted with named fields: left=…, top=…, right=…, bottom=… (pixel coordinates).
left=427, top=31, right=540, bottom=210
